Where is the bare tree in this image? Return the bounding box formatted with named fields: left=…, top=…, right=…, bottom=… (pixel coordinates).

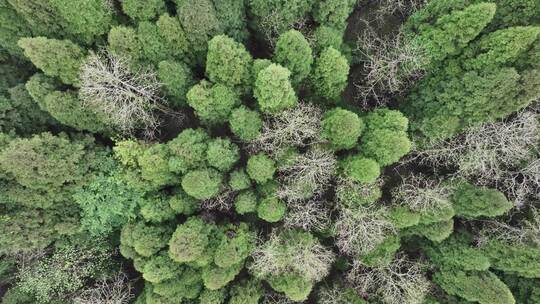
left=476, top=207, right=540, bottom=247
left=284, top=197, right=332, bottom=232
left=277, top=148, right=337, bottom=202
left=250, top=230, right=335, bottom=283
left=249, top=102, right=323, bottom=155
left=333, top=205, right=396, bottom=257
left=258, top=10, right=310, bottom=47
left=79, top=50, right=168, bottom=138
left=74, top=272, right=134, bottom=304
left=391, top=174, right=453, bottom=212
left=199, top=188, right=237, bottom=211
left=263, top=291, right=302, bottom=304
left=374, top=0, right=427, bottom=18
left=354, top=27, right=427, bottom=108
left=414, top=110, right=540, bottom=206
left=347, top=255, right=430, bottom=304
left=317, top=282, right=362, bottom=304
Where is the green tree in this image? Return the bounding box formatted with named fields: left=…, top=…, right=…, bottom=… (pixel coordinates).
left=120, top=221, right=172, bottom=258
left=169, top=217, right=215, bottom=264
left=137, top=21, right=169, bottom=65
left=257, top=197, right=286, bottom=223
left=321, top=108, right=363, bottom=151
left=212, top=0, right=249, bottom=43
left=313, top=0, right=356, bottom=30
left=181, top=168, right=223, bottom=200
left=18, top=37, right=86, bottom=86
left=274, top=30, right=313, bottom=85
left=311, top=47, right=349, bottom=101
left=360, top=129, right=411, bottom=166
left=107, top=26, right=141, bottom=63
left=229, top=169, right=252, bottom=191
left=229, top=106, right=263, bottom=141
left=229, top=279, right=264, bottom=304
left=246, top=153, right=276, bottom=184
left=139, top=193, right=177, bottom=223
left=121, top=0, right=165, bottom=22
left=234, top=190, right=258, bottom=215
left=254, top=64, right=297, bottom=114
left=141, top=254, right=180, bottom=284
left=451, top=182, right=513, bottom=218
left=0, top=0, right=32, bottom=58
left=168, top=128, right=209, bottom=174
left=206, top=35, right=253, bottom=93
left=434, top=270, right=515, bottom=304
left=206, top=138, right=240, bottom=172
left=187, top=81, right=240, bottom=126
left=156, top=14, right=191, bottom=61
left=158, top=60, right=194, bottom=107
left=340, top=155, right=380, bottom=184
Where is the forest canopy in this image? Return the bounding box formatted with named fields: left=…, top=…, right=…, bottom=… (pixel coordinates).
left=0, top=0, right=539, bottom=304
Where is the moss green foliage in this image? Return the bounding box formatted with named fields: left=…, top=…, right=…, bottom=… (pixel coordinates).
left=248, top=0, right=314, bottom=40
left=187, top=81, right=240, bottom=126
left=321, top=107, right=363, bottom=151
left=229, top=279, right=264, bottom=304
left=107, top=25, right=140, bottom=62
left=257, top=197, right=287, bottom=222
left=312, top=26, right=344, bottom=54
left=451, top=182, right=513, bottom=218
left=18, top=37, right=85, bottom=86
left=247, top=153, right=276, bottom=184
left=482, top=239, right=540, bottom=278
left=121, top=0, right=165, bottom=22
left=341, top=155, right=380, bottom=184
left=181, top=168, right=223, bottom=200
left=121, top=221, right=172, bottom=258
left=229, top=106, right=263, bottom=141
left=254, top=64, right=298, bottom=113
left=168, top=190, right=198, bottom=216
left=274, top=30, right=313, bottom=85
left=360, top=235, right=400, bottom=267
left=206, top=35, right=253, bottom=93
left=311, top=47, right=349, bottom=101
left=206, top=138, right=240, bottom=172
left=406, top=219, right=454, bottom=243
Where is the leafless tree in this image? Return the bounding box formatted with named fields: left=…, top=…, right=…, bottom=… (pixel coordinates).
left=374, top=0, right=427, bottom=18
left=249, top=102, right=323, bottom=155
left=263, top=291, right=303, bottom=304
left=317, top=282, right=362, bottom=304
left=354, top=27, right=427, bottom=108
left=414, top=110, right=540, bottom=206
left=476, top=207, right=540, bottom=247
left=79, top=50, right=169, bottom=138
left=250, top=230, right=335, bottom=283
left=392, top=174, right=453, bottom=212
left=258, top=10, right=310, bottom=47
left=74, top=272, right=134, bottom=304
left=199, top=188, right=236, bottom=211
left=347, top=255, right=430, bottom=304
left=333, top=205, right=396, bottom=257
left=284, top=197, right=332, bottom=232
left=277, top=148, right=337, bottom=202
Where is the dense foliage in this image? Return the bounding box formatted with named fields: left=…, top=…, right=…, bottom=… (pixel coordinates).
left=0, top=0, right=539, bottom=303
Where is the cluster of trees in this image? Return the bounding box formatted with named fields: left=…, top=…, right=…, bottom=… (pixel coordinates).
left=0, top=0, right=538, bottom=304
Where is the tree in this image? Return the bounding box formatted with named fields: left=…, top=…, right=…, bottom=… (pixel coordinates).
left=121, top=0, right=165, bottom=22
left=234, top=190, right=258, bottom=215
left=18, top=37, right=85, bottom=86
left=254, top=64, right=297, bottom=114
left=451, top=182, right=513, bottom=218
left=181, top=168, right=223, bottom=200
left=341, top=155, right=380, bottom=184
left=206, top=138, right=240, bottom=172
left=176, top=0, right=224, bottom=65
left=156, top=14, right=191, bottom=61
left=229, top=106, right=263, bottom=141
left=273, top=30, right=313, bottom=85
left=434, top=270, right=515, bottom=304
left=107, top=26, right=141, bottom=62
left=212, top=0, right=249, bottom=43
left=321, top=107, right=364, bottom=151
left=187, top=81, right=240, bottom=126
left=229, top=279, right=263, bottom=304
left=360, top=129, right=411, bottom=166
left=229, top=169, right=252, bottom=191
left=158, top=60, right=194, bottom=107
left=136, top=21, right=170, bottom=65
left=79, top=50, right=164, bottom=136
left=246, top=153, right=276, bottom=184
left=120, top=221, right=172, bottom=258
left=250, top=229, right=335, bottom=301
left=311, top=47, right=349, bottom=101
left=168, top=128, right=209, bottom=174
left=257, top=197, right=287, bottom=223
left=0, top=0, right=32, bottom=58
left=313, top=0, right=356, bottom=30
left=169, top=218, right=214, bottom=264
left=312, top=25, right=344, bottom=54
left=206, top=35, right=253, bottom=93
